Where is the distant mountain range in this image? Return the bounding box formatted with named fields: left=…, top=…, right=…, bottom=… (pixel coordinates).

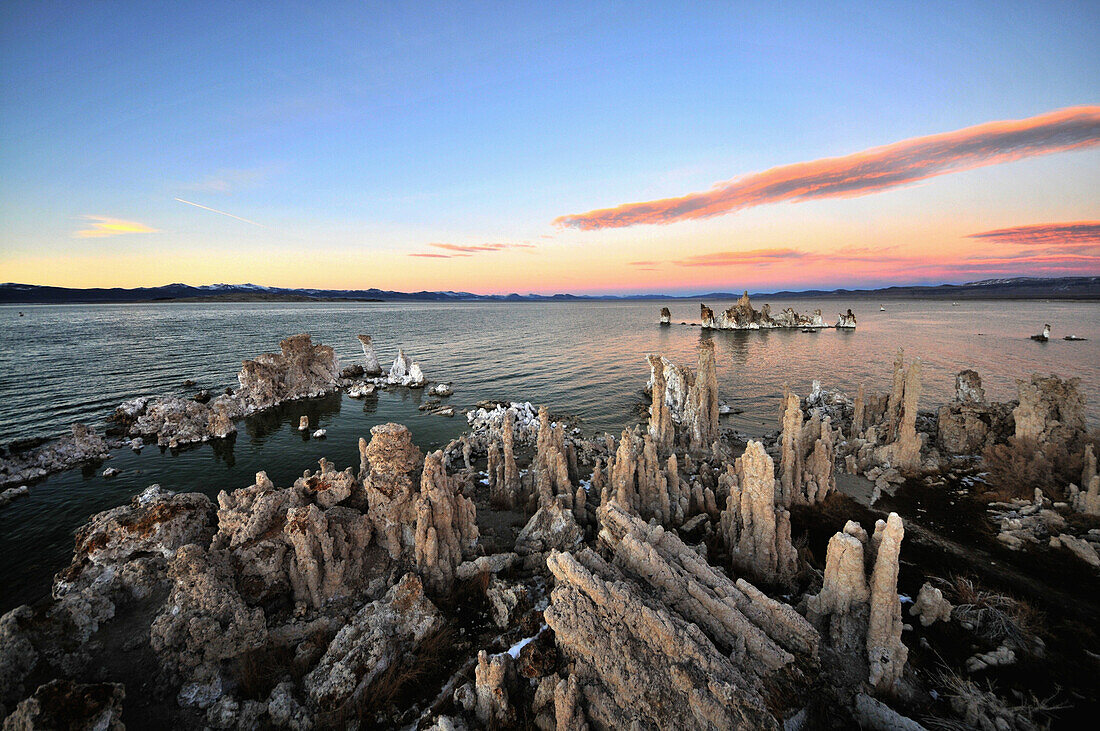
left=1, top=276, right=1098, bottom=304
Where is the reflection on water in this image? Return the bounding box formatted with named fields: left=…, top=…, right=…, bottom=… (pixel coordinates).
left=0, top=298, right=1098, bottom=610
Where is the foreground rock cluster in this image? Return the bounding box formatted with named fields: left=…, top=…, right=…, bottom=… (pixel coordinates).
left=1, top=333, right=1096, bottom=729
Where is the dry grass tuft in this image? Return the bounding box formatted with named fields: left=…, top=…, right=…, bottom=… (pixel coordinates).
left=946, top=576, right=1043, bottom=651
left=925, top=666, right=1066, bottom=730
left=980, top=437, right=1066, bottom=500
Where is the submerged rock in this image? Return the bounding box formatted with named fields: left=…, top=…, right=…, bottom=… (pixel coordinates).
left=0, top=485, right=29, bottom=508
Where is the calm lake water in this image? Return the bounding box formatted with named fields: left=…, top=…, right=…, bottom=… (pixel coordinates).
left=1, top=298, right=1098, bottom=610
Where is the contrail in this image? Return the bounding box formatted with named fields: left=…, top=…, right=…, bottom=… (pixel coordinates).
left=174, top=197, right=266, bottom=228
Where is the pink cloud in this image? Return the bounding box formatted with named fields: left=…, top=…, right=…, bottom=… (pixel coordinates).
left=555, top=106, right=1100, bottom=230
left=967, top=221, right=1100, bottom=246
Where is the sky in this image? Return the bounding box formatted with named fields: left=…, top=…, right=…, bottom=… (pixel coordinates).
left=1, top=1, right=1098, bottom=295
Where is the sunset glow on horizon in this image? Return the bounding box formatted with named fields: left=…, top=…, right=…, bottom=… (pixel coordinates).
left=1, top=2, right=1097, bottom=295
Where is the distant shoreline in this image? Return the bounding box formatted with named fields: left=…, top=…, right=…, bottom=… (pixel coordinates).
left=1, top=275, right=1097, bottom=304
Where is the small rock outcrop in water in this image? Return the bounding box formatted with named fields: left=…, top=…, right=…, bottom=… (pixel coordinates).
left=645, top=343, right=718, bottom=453
left=0, top=423, right=110, bottom=488
left=388, top=349, right=427, bottom=388
left=659, top=306, right=671, bottom=325
left=836, top=308, right=857, bottom=328
left=109, top=333, right=339, bottom=449
left=357, top=334, right=383, bottom=376
left=236, top=334, right=340, bottom=410
left=698, top=291, right=843, bottom=329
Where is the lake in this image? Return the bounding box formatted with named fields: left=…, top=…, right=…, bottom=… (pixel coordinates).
left=1, top=297, right=1097, bottom=610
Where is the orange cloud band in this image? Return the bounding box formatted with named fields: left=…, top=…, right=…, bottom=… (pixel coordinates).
left=554, top=106, right=1100, bottom=230
left=967, top=221, right=1100, bottom=246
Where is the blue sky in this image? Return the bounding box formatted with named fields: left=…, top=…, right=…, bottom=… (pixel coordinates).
left=1, top=1, right=1097, bottom=293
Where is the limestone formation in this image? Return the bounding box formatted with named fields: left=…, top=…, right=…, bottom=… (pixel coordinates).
left=937, top=370, right=992, bottom=454
left=149, top=544, right=268, bottom=683
left=0, top=485, right=29, bottom=508
left=388, top=349, right=427, bottom=387
left=298, top=415, right=310, bottom=431
left=534, top=406, right=572, bottom=508
left=1069, top=475, right=1100, bottom=516
left=699, top=291, right=843, bottom=330
left=778, top=391, right=803, bottom=505
left=684, top=339, right=719, bottom=452
left=237, top=333, right=340, bottom=410
left=836, top=308, right=857, bottom=328
left=357, top=334, right=383, bottom=375
left=718, top=441, right=798, bottom=585
left=303, top=573, right=441, bottom=708
left=514, top=500, right=584, bottom=556
left=0, top=423, right=111, bottom=488
left=775, top=389, right=839, bottom=507
left=359, top=423, right=423, bottom=559
left=646, top=355, right=675, bottom=454
left=910, top=582, right=952, bottom=626
left=872, top=353, right=924, bottom=474
left=473, top=651, right=515, bottom=726
left=659, top=306, right=671, bottom=325
left=414, top=450, right=479, bottom=593
left=55, top=485, right=215, bottom=602
left=808, top=515, right=907, bottom=694
left=867, top=513, right=907, bottom=693
left=1013, top=373, right=1087, bottom=446
left=700, top=303, right=716, bottom=328
left=1069, top=445, right=1100, bottom=515
left=126, top=396, right=239, bottom=447
left=807, top=530, right=870, bottom=660
left=543, top=501, right=818, bottom=729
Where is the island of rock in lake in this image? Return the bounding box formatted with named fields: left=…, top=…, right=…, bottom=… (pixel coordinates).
left=1, top=332, right=1097, bottom=730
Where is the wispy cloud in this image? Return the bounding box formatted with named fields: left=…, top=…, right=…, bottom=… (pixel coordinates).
left=174, top=198, right=266, bottom=228
left=672, top=248, right=810, bottom=267
left=75, top=216, right=158, bottom=239
left=555, top=105, right=1100, bottom=230
left=408, top=242, right=538, bottom=258
left=181, top=167, right=273, bottom=194
left=967, top=221, right=1100, bottom=247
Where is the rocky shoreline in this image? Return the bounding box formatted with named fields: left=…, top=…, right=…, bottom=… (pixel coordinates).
left=0, top=333, right=452, bottom=491
left=1, top=335, right=1098, bottom=729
